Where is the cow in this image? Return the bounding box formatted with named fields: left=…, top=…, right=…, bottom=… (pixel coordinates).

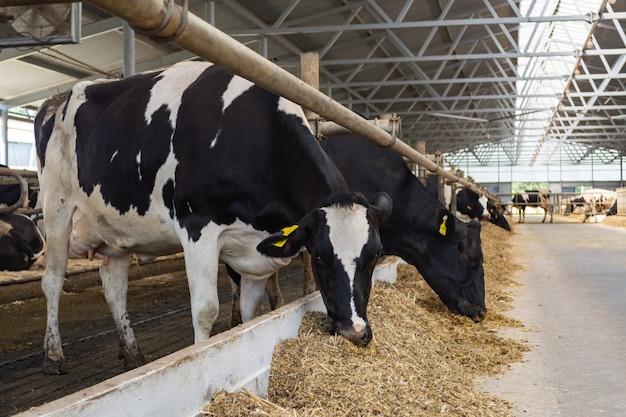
left=564, top=188, right=616, bottom=222
left=511, top=190, right=553, bottom=223
left=232, top=134, right=487, bottom=324
left=33, top=61, right=392, bottom=374
left=425, top=175, right=511, bottom=231
left=0, top=211, right=45, bottom=271
left=456, top=188, right=511, bottom=231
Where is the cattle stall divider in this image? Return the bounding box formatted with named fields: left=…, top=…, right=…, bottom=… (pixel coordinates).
left=0, top=166, right=30, bottom=213
left=8, top=0, right=499, bottom=205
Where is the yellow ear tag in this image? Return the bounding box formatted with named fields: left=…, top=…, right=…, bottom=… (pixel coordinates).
left=271, top=225, right=299, bottom=248
left=466, top=205, right=472, bottom=211
left=438, top=215, right=448, bottom=236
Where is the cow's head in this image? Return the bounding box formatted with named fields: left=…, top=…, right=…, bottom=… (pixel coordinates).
left=257, top=191, right=392, bottom=347
left=486, top=200, right=511, bottom=231
left=418, top=209, right=486, bottom=322
left=458, top=194, right=490, bottom=221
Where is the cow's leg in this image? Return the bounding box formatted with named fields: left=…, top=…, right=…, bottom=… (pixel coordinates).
left=541, top=207, right=547, bottom=223
left=240, top=276, right=270, bottom=322
left=100, top=254, right=145, bottom=370
left=230, top=270, right=283, bottom=328
left=41, top=199, right=74, bottom=375
left=265, top=272, right=284, bottom=310
left=302, top=251, right=317, bottom=295
left=548, top=204, right=553, bottom=223
left=183, top=245, right=220, bottom=342
left=229, top=277, right=243, bottom=327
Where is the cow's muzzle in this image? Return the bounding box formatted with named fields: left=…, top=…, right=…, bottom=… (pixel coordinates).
left=460, top=301, right=487, bottom=323
left=333, top=322, right=373, bottom=347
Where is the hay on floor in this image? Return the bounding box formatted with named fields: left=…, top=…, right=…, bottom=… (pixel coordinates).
left=204, top=222, right=528, bottom=416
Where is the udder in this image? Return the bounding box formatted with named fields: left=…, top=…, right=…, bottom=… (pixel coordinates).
left=69, top=211, right=121, bottom=263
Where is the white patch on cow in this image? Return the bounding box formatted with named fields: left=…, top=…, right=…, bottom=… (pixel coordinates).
left=222, top=77, right=254, bottom=111
left=145, top=62, right=212, bottom=127
left=136, top=151, right=142, bottom=181
left=478, top=195, right=490, bottom=219
left=0, top=218, right=13, bottom=234
left=176, top=219, right=293, bottom=340
left=520, top=191, right=529, bottom=203
left=110, top=150, right=118, bottom=163
left=210, top=129, right=221, bottom=149
left=277, top=97, right=312, bottom=131
left=323, top=204, right=370, bottom=328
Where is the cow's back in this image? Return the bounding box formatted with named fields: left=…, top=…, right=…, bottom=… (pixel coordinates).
left=35, top=62, right=348, bottom=256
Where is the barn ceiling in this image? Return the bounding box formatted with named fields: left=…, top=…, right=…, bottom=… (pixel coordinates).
left=0, top=0, right=625, bottom=167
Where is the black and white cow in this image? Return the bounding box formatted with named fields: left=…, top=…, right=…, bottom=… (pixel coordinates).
left=456, top=188, right=511, bottom=231
left=320, top=135, right=486, bottom=321
left=0, top=211, right=45, bottom=271
left=511, top=190, right=553, bottom=223
left=232, top=134, right=487, bottom=323
left=34, top=61, right=391, bottom=374
left=425, top=176, right=511, bottom=231
left=564, top=188, right=615, bottom=222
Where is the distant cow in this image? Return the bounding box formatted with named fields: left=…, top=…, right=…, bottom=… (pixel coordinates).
left=426, top=176, right=511, bottom=231
left=456, top=188, right=511, bottom=231
left=0, top=212, right=45, bottom=271
left=34, top=62, right=391, bottom=374
left=565, top=189, right=616, bottom=222
left=511, top=190, right=553, bottom=223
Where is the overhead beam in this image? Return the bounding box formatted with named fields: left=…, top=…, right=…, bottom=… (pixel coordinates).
left=81, top=0, right=494, bottom=197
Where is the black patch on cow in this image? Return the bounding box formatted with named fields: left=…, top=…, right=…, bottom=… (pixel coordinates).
left=33, top=91, right=71, bottom=169
left=74, top=70, right=172, bottom=215
left=169, top=65, right=345, bottom=241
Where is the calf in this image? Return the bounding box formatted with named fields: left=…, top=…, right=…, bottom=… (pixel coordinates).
left=34, top=62, right=391, bottom=374
left=512, top=190, right=553, bottom=223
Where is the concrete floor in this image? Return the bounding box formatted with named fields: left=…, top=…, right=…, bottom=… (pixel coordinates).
left=483, top=218, right=626, bottom=416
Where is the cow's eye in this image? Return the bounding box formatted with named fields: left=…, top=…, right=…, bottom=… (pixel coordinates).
left=467, top=253, right=478, bottom=265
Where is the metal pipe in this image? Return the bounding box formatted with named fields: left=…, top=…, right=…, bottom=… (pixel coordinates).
left=1, top=108, right=7, bottom=166
left=0, top=167, right=28, bottom=213
left=123, top=21, right=136, bottom=77
left=83, top=0, right=491, bottom=199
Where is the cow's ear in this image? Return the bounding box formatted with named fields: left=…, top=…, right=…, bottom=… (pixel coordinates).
left=257, top=223, right=309, bottom=258
left=369, top=192, right=393, bottom=226
left=435, top=208, right=455, bottom=238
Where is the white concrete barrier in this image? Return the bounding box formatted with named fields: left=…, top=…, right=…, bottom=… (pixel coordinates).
left=17, top=258, right=402, bottom=417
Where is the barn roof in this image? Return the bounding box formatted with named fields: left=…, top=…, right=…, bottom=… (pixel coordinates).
left=0, top=0, right=624, bottom=167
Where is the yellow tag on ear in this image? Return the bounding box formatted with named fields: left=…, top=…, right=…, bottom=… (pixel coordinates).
left=466, top=205, right=472, bottom=211
left=439, top=215, right=448, bottom=236
left=271, top=225, right=299, bottom=247
left=282, top=225, right=299, bottom=236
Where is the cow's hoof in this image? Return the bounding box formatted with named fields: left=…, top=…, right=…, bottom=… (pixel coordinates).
left=42, top=357, right=68, bottom=375
left=231, top=311, right=243, bottom=327
left=122, top=351, right=146, bottom=371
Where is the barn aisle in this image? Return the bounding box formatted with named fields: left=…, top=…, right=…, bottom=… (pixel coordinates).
left=484, top=222, right=626, bottom=416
